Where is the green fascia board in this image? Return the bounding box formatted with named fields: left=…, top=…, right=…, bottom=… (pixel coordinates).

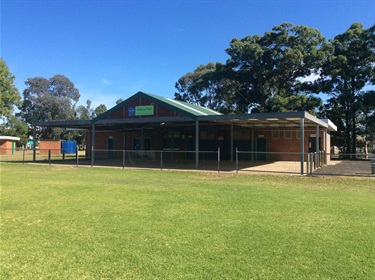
left=92, top=91, right=222, bottom=123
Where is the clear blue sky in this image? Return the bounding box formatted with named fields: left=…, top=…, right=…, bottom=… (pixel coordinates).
left=1, top=0, right=374, bottom=110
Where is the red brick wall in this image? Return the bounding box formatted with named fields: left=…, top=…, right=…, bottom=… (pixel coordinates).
left=0, top=140, right=13, bottom=155
left=39, top=140, right=61, bottom=155
left=86, top=125, right=332, bottom=162
left=253, top=127, right=328, bottom=161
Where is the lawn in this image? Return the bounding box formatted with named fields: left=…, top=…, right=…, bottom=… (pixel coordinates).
left=1, top=163, right=374, bottom=279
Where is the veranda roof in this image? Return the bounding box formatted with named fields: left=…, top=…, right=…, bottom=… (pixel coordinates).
left=32, top=92, right=336, bottom=132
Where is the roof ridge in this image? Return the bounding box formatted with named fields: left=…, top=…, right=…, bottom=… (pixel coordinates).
left=143, top=92, right=222, bottom=116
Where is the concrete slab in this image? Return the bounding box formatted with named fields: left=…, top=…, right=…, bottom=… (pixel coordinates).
left=313, top=160, right=373, bottom=176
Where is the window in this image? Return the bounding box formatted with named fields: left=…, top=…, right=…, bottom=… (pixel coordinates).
left=284, top=129, right=292, bottom=139
left=133, top=139, right=140, bottom=150
left=272, top=130, right=279, bottom=139
left=163, top=131, right=181, bottom=150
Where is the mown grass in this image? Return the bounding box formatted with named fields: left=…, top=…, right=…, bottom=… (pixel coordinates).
left=1, top=163, right=374, bottom=279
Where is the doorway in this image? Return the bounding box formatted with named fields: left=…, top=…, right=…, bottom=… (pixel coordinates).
left=308, top=137, right=321, bottom=153
left=256, top=137, right=267, bottom=161
left=108, top=137, right=114, bottom=158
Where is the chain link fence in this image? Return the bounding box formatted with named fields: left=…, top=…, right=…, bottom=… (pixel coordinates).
left=1, top=148, right=373, bottom=176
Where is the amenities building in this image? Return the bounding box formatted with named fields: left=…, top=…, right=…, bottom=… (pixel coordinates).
left=33, top=91, right=337, bottom=174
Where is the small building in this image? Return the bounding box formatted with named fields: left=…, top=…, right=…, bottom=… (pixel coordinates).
left=39, top=140, right=61, bottom=155
left=33, top=91, right=337, bottom=174
left=0, top=136, right=20, bottom=155
left=39, top=140, right=77, bottom=155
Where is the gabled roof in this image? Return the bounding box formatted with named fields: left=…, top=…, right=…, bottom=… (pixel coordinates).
left=145, top=93, right=222, bottom=118
left=92, top=91, right=222, bottom=122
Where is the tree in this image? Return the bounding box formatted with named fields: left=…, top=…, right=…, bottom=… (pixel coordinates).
left=0, top=58, right=21, bottom=121
left=226, top=23, right=325, bottom=113
left=20, top=74, right=80, bottom=139
left=176, top=23, right=326, bottom=114
left=76, top=99, right=95, bottom=120
left=358, top=90, right=375, bottom=153
left=317, top=23, right=375, bottom=155
left=0, top=115, right=28, bottom=146
left=94, top=104, right=107, bottom=117
left=76, top=100, right=107, bottom=122
left=175, top=62, right=237, bottom=113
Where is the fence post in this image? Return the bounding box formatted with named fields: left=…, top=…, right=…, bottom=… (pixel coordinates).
left=324, top=150, right=327, bottom=164
left=309, top=153, right=313, bottom=174
left=48, top=149, right=51, bottom=165
left=307, top=153, right=309, bottom=173
left=122, top=150, right=126, bottom=168
left=218, top=147, right=220, bottom=173
left=160, top=150, right=163, bottom=170
left=76, top=147, right=79, bottom=167
left=318, top=151, right=321, bottom=167
left=313, top=152, right=316, bottom=169
left=91, top=148, right=94, bottom=167
left=236, top=147, right=238, bottom=174
left=62, top=150, right=65, bottom=160
left=23, top=147, right=25, bottom=164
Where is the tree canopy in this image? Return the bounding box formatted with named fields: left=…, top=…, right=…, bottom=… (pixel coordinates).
left=94, top=104, right=107, bottom=117
left=20, top=74, right=80, bottom=139
left=0, top=58, right=21, bottom=121
left=175, top=62, right=238, bottom=113
left=0, top=58, right=27, bottom=144
left=226, top=23, right=325, bottom=113
left=176, top=23, right=326, bottom=114
left=317, top=23, right=375, bottom=154
left=76, top=100, right=107, bottom=120
left=175, top=22, right=375, bottom=152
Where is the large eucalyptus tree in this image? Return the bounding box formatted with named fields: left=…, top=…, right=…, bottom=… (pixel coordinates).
left=317, top=23, right=375, bottom=154
left=175, top=23, right=326, bottom=114
left=20, top=74, right=80, bottom=139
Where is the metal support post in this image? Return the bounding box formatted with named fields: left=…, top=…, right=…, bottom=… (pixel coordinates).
left=251, top=129, right=254, bottom=161
left=33, top=125, right=36, bottom=162
left=218, top=147, right=220, bottom=173
left=160, top=150, right=163, bottom=170
left=323, top=129, right=327, bottom=164
left=91, top=124, right=95, bottom=167
left=300, top=118, right=305, bottom=175
left=195, top=120, right=199, bottom=169
left=236, top=147, right=239, bottom=174
left=76, top=147, right=79, bottom=167
left=230, top=124, right=234, bottom=162
left=316, top=125, right=319, bottom=167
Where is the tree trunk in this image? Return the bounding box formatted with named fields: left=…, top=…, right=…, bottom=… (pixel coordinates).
left=345, top=109, right=351, bottom=156
left=351, top=113, right=356, bottom=159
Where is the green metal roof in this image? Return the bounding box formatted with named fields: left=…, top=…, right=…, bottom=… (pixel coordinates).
left=145, top=92, right=222, bottom=117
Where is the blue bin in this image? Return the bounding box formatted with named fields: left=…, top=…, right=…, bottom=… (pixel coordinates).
left=61, top=140, right=77, bottom=154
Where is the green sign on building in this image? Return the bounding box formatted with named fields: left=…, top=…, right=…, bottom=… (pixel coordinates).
left=136, top=105, right=154, bottom=116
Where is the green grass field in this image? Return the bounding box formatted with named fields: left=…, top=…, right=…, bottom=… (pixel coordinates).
left=1, top=163, right=374, bottom=279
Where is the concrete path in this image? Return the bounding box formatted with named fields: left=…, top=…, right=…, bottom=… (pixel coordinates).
left=313, top=160, right=373, bottom=176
